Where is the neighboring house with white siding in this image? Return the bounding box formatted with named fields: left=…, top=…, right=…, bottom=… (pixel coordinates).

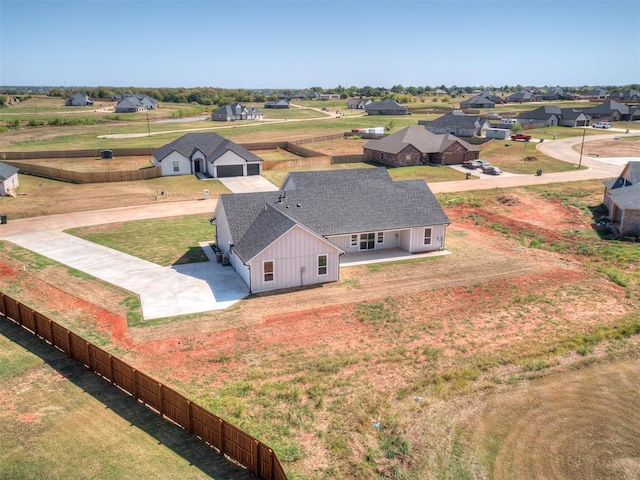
left=603, top=161, right=640, bottom=237
left=211, top=168, right=450, bottom=293
left=152, top=132, right=263, bottom=178
left=0, top=162, right=19, bottom=196
left=65, top=92, right=93, bottom=106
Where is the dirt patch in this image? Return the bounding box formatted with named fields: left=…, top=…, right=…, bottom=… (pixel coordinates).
left=573, top=137, right=640, bottom=157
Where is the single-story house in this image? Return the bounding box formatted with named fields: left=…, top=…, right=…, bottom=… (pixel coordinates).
left=319, top=93, right=341, bottom=100
left=630, top=106, right=640, bottom=121
left=65, top=93, right=93, bottom=106
left=363, top=125, right=479, bottom=166
left=0, top=162, right=19, bottom=196
left=582, top=100, right=630, bottom=121
left=583, top=88, right=608, bottom=100
left=517, top=105, right=561, bottom=127
left=506, top=91, right=539, bottom=103
left=418, top=111, right=490, bottom=137
left=485, top=127, right=511, bottom=140
left=264, top=99, right=290, bottom=109
left=559, top=109, right=591, bottom=127
left=211, top=168, right=450, bottom=293
left=602, top=161, right=640, bottom=237
left=365, top=98, right=409, bottom=115
left=114, top=95, right=158, bottom=113
left=460, top=94, right=504, bottom=109
left=346, top=98, right=373, bottom=109
left=212, top=102, right=264, bottom=121
left=609, top=89, right=640, bottom=102
left=152, top=132, right=263, bottom=178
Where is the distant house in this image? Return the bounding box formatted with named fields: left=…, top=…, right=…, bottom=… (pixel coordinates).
left=460, top=94, right=504, bottom=109
left=517, top=105, right=562, bottom=127
left=363, top=125, right=479, bottom=166
left=319, top=93, right=341, bottom=100
left=211, top=168, right=450, bottom=293
left=365, top=98, right=409, bottom=115
left=212, top=102, right=264, bottom=121
left=538, top=87, right=574, bottom=101
left=152, top=132, right=263, bottom=178
left=582, top=100, right=630, bottom=121
left=506, top=91, right=539, bottom=103
left=0, top=162, right=19, bottom=196
left=559, top=109, right=591, bottom=127
left=264, top=99, right=290, bottom=109
left=603, top=161, right=640, bottom=237
left=418, top=111, right=490, bottom=137
left=583, top=88, right=608, bottom=100
left=609, top=89, right=640, bottom=102
left=65, top=92, right=93, bottom=106
left=346, top=98, right=373, bottom=109
left=114, top=95, right=158, bottom=113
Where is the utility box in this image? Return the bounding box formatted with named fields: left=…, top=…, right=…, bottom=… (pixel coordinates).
left=204, top=189, right=210, bottom=200
left=100, top=149, right=114, bottom=159
left=0, top=214, right=7, bottom=224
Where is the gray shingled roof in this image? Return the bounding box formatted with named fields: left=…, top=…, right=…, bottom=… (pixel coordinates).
left=365, top=98, right=407, bottom=112
left=609, top=183, right=640, bottom=209
left=0, top=162, right=19, bottom=179
left=518, top=105, right=561, bottom=120
left=363, top=126, right=479, bottom=155
left=420, top=112, right=482, bottom=129
left=560, top=108, right=590, bottom=120
left=153, top=133, right=262, bottom=163
left=583, top=100, right=629, bottom=115
left=221, top=168, right=450, bottom=262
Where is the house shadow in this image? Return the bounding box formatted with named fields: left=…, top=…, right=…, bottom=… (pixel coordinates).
left=0, top=317, right=254, bottom=480
left=588, top=203, right=619, bottom=240
left=172, top=247, right=211, bottom=266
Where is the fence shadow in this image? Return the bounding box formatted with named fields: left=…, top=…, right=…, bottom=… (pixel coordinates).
left=0, top=316, right=254, bottom=480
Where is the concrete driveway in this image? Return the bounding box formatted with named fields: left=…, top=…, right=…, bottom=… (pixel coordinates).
left=0, top=200, right=249, bottom=320
left=218, top=175, right=279, bottom=193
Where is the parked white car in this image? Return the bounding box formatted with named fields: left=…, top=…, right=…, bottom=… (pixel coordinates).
left=592, top=122, right=612, bottom=129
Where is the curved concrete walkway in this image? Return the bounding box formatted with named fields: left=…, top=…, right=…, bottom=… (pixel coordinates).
left=0, top=200, right=249, bottom=320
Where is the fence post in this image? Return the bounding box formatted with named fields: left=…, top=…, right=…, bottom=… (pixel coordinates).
left=217, top=418, right=224, bottom=455
left=67, top=330, right=73, bottom=358
left=49, top=318, right=55, bottom=346
left=132, top=369, right=138, bottom=399
left=108, top=354, right=114, bottom=383
left=87, top=342, right=93, bottom=370
left=186, top=401, right=192, bottom=433
left=158, top=383, right=164, bottom=416
left=253, top=439, right=260, bottom=476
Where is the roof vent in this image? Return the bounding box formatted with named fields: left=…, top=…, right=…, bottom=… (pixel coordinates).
left=296, top=203, right=301, bottom=207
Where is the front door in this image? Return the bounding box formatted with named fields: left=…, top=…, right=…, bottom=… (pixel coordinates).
left=360, top=233, right=375, bottom=250
left=194, top=160, right=201, bottom=173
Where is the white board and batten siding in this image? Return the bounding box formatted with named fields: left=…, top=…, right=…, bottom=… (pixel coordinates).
left=154, top=151, right=191, bottom=176
left=328, top=225, right=447, bottom=254
left=248, top=225, right=342, bottom=293
left=405, top=225, right=447, bottom=252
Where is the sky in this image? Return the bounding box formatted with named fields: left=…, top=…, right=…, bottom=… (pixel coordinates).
left=1, top=0, right=639, bottom=89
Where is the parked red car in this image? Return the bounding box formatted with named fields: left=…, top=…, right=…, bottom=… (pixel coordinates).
left=511, top=133, right=532, bottom=141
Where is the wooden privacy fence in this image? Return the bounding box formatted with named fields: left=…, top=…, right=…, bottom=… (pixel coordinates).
left=5, top=162, right=162, bottom=184
left=0, top=292, right=287, bottom=480
left=1, top=148, right=155, bottom=160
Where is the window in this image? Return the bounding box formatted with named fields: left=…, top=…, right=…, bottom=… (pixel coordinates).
left=377, top=232, right=384, bottom=244
left=173, top=161, right=180, bottom=172
left=424, top=228, right=432, bottom=246
left=350, top=234, right=358, bottom=247
left=263, top=261, right=274, bottom=282
left=317, top=255, right=328, bottom=276
left=360, top=233, right=375, bottom=250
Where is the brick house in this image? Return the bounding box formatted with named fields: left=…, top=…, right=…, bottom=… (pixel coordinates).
left=363, top=126, right=479, bottom=167
left=603, top=161, right=640, bottom=237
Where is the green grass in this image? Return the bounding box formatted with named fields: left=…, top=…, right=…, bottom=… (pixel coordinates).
left=262, top=162, right=374, bottom=187
left=479, top=139, right=586, bottom=174
left=386, top=164, right=470, bottom=182
left=0, top=323, right=252, bottom=480
left=66, top=214, right=215, bottom=266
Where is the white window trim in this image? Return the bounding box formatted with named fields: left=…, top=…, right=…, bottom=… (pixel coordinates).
left=263, top=260, right=274, bottom=283
left=172, top=161, right=180, bottom=172
left=424, top=227, right=432, bottom=246
left=350, top=234, right=358, bottom=247
left=377, top=232, right=384, bottom=243
left=317, top=254, right=328, bottom=276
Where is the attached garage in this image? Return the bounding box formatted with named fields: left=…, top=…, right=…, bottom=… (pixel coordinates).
left=247, top=164, right=261, bottom=176
left=216, top=165, right=245, bottom=177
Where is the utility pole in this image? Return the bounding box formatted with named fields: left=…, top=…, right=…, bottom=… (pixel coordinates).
left=578, top=128, right=586, bottom=168
left=146, top=112, right=151, bottom=137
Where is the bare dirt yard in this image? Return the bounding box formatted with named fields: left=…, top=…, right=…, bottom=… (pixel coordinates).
left=2, top=186, right=639, bottom=479
left=573, top=136, right=640, bottom=157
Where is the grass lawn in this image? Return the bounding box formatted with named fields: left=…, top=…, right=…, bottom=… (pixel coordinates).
left=0, top=319, right=252, bottom=480
left=22, top=155, right=155, bottom=172
left=262, top=162, right=375, bottom=186
left=387, top=164, right=470, bottom=182
left=479, top=139, right=587, bottom=174
left=66, top=214, right=215, bottom=266
left=0, top=174, right=229, bottom=220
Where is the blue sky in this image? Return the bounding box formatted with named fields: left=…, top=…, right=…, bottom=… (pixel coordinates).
left=1, top=0, right=639, bottom=88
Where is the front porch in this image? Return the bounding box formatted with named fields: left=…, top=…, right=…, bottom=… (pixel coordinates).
left=340, top=247, right=450, bottom=267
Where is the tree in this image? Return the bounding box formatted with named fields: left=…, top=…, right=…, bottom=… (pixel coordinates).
left=0, top=95, right=7, bottom=106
